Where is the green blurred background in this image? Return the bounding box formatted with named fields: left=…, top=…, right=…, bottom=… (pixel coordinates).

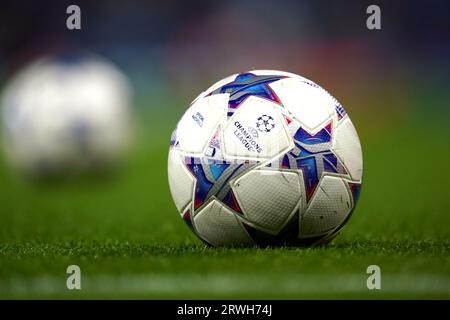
left=0, top=0, right=449, bottom=298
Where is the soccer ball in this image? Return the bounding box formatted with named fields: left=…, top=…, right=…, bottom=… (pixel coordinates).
left=168, top=70, right=363, bottom=246
left=1, top=53, right=132, bottom=175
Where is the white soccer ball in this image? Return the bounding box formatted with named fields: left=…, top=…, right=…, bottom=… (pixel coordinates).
left=168, top=70, right=363, bottom=246
left=1, top=53, right=132, bottom=175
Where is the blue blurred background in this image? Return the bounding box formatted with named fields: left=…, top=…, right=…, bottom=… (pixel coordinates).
left=1, top=0, right=449, bottom=134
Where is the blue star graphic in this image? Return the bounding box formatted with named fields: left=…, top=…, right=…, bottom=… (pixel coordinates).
left=184, top=157, right=250, bottom=213
left=209, top=72, right=286, bottom=118
left=281, top=123, right=348, bottom=201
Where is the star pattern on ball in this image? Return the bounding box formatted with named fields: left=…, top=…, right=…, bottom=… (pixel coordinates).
left=209, top=72, right=287, bottom=118
left=281, top=122, right=348, bottom=201
left=184, top=157, right=253, bottom=213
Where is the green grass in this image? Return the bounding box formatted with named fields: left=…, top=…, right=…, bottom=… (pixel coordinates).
left=0, top=108, right=449, bottom=299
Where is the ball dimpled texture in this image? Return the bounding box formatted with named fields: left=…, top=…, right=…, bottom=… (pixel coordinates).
left=168, top=70, right=363, bottom=247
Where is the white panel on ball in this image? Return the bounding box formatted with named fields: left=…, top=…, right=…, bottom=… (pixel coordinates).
left=300, top=175, right=352, bottom=238
left=193, top=200, right=254, bottom=246
left=176, top=94, right=227, bottom=154
left=270, top=78, right=336, bottom=131
left=222, top=96, right=292, bottom=161
left=167, top=150, right=194, bottom=213
left=233, top=169, right=302, bottom=234
left=332, top=118, right=363, bottom=182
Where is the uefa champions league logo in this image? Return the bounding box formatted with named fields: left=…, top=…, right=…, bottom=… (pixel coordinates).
left=256, top=115, right=275, bottom=133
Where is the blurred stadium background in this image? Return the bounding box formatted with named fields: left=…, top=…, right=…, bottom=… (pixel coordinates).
left=0, top=0, right=449, bottom=298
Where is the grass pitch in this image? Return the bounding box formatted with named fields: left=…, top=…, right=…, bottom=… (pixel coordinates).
left=0, top=107, right=449, bottom=299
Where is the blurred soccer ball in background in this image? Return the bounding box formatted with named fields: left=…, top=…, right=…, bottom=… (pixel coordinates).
left=1, top=53, right=133, bottom=175
left=168, top=70, right=363, bottom=246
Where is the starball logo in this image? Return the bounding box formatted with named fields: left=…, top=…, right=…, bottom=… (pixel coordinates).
left=256, top=115, right=275, bottom=133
